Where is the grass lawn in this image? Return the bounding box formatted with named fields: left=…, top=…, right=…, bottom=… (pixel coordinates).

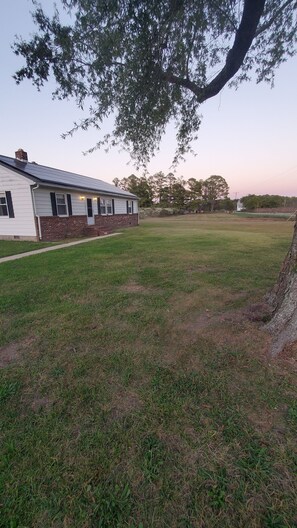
left=0, top=214, right=296, bottom=528
left=0, top=238, right=87, bottom=259
left=0, top=240, right=56, bottom=258
left=234, top=212, right=293, bottom=219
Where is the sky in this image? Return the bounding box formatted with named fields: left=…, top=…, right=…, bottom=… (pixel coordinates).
left=1, top=0, right=296, bottom=199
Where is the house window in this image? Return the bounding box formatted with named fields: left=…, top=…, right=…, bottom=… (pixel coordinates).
left=56, top=193, right=68, bottom=216
left=127, top=200, right=132, bottom=214
left=101, top=198, right=112, bottom=215
left=0, top=193, right=8, bottom=216
left=100, top=199, right=106, bottom=215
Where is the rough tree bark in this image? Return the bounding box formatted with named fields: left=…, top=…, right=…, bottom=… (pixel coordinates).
left=265, top=215, right=297, bottom=357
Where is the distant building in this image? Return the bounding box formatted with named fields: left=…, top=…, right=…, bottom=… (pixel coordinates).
left=236, top=200, right=245, bottom=212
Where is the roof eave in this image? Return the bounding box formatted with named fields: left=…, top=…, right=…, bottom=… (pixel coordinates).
left=37, top=180, right=138, bottom=199
left=0, top=159, right=138, bottom=199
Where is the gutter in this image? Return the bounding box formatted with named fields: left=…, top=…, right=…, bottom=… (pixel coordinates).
left=31, top=184, right=42, bottom=240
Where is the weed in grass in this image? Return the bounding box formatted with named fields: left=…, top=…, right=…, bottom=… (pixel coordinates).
left=173, top=371, right=205, bottom=397
left=141, top=434, right=167, bottom=483
left=90, top=482, right=132, bottom=527
left=210, top=406, right=250, bottom=442
left=0, top=380, right=21, bottom=402
left=206, top=467, right=228, bottom=510
left=262, top=510, right=290, bottom=528
left=187, top=465, right=230, bottom=521
left=73, top=357, right=91, bottom=378
left=287, top=401, right=297, bottom=429
left=151, top=367, right=206, bottom=407
left=50, top=365, right=66, bottom=378
left=178, top=519, right=195, bottom=528
left=237, top=439, right=272, bottom=485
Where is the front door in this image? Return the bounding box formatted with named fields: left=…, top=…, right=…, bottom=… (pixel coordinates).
left=87, top=198, right=95, bottom=225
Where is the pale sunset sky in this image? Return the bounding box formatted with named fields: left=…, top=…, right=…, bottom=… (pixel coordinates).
left=1, top=0, right=296, bottom=198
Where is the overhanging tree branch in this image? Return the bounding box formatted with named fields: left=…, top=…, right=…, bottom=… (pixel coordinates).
left=199, top=0, right=266, bottom=101
left=255, top=0, right=296, bottom=37
left=12, top=0, right=297, bottom=165
left=162, top=0, right=266, bottom=103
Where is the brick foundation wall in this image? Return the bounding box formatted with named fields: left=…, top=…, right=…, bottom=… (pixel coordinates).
left=39, top=215, right=89, bottom=241
left=95, top=213, right=138, bottom=230
left=38, top=214, right=138, bottom=241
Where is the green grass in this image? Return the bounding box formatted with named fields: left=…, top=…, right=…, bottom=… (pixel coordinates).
left=0, top=214, right=296, bottom=527
left=0, top=240, right=56, bottom=258
left=0, top=238, right=85, bottom=258
left=235, top=212, right=293, bottom=219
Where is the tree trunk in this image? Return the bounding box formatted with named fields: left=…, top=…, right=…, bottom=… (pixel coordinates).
left=265, top=214, right=297, bottom=357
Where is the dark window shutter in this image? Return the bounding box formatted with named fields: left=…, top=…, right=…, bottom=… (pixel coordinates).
left=50, top=192, right=57, bottom=216
left=5, top=191, right=14, bottom=218
left=112, top=199, right=115, bottom=215
left=67, top=194, right=72, bottom=216
left=126, top=200, right=129, bottom=214
left=97, top=197, right=101, bottom=215
left=132, top=201, right=134, bottom=214
left=87, top=198, right=93, bottom=217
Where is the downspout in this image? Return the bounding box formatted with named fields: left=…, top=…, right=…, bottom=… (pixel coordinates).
left=31, top=184, right=42, bottom=240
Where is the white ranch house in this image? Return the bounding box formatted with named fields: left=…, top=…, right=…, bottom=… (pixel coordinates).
left=0, top=149, right=138, bottom=241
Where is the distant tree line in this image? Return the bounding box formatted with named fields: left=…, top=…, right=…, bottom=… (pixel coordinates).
left=241, top=195, right=297, bottom=210
left=113, top=173, right=232, bottom=212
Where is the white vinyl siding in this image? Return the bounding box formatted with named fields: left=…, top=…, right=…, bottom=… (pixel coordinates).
left=34, top=187, right=86, bottom=216
left=133, top=200, right=138, bottom=214
left=113, top=198, right=138, bottom=214
left=112, top=198, right=126, bottom=214
left=34, top=187, right=138, bottom=216
left=0, top=166, right=37, bottom=238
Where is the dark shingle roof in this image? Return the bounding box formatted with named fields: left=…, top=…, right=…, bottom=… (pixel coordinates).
left=0, top=155, right=137, bottom=199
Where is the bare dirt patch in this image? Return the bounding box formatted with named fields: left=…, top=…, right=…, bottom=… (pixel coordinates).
left=105, top=388, right=143, bottom=421
left=123, top=298, right=143, bottom=313
left=0, top=342, right=21, bottom=368
left=161, top=342, right=204, bottom=372
left=247, top=405, right=288, bottom=435
left=0, top=337, right=35, bottom=368
left=202, top=322, right=271, bottom=357
left=281, top=339, right=297, bottom=355
left=20, top=391, right=55, bottom=416
left=278, top=341, right=297, bottom=365
left=176, top=301, right=271, bottom=337
left=243, top=302, right=272, bottom=322
left=168, top=290, right=249, bottom=321
left=177, top=308, right=246, bottom=334
left=168, top=302, right=274, bottom=363
left=120, top=281, right=151, bottom=293
left=30, top=396, right=54, bottom=412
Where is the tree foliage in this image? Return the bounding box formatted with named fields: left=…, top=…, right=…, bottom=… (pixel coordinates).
left=114, top=174, right=155, bottom=207
left=202, top=175, right=230, bottom=212
left=114, top=172, right=230, bottom=210
left=241, top=194, right=297, bottom=210
left=13, top=0, right=297, bottom=166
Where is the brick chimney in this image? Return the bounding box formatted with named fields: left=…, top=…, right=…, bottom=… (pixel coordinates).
left=15, top=148, right=28, bottom=162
